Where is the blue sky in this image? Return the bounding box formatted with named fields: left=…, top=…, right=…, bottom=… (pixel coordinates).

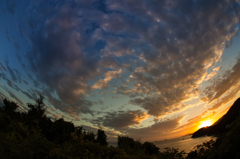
left=1, top=0, right=240, bottom=142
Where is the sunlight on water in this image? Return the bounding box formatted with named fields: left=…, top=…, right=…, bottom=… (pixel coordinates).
left=154, top=135, right=216, bottom=152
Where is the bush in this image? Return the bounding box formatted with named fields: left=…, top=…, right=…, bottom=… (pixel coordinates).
left=143, top=141, right=159, bottom=155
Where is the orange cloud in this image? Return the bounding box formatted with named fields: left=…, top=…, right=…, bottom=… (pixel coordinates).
left=92, top=69, right=122, bottom=89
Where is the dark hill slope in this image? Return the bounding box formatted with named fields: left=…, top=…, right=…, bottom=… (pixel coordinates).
left=192, top=98, right=240, bottom=138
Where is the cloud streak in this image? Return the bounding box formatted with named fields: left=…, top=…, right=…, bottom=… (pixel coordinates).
left=202, top=57, right=240, bottom=109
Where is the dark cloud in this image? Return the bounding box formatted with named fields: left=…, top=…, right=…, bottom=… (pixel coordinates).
left=5, top=28, right=11, bottom=42
left=0, top=92, right=7, bottom=99
left=109, top=0, right=240, bottom=116
left=2, top=0, right=240, bottom=131
left=20, top=89, right=36, bottom=101
left=26, top=8, right=102, bottom=104
left=0, top=85, right=24, bottom=105
left=5, top=59, right=21, bottom=83
left=92, top=110, right=148, bottom=130
left=45, top=92, right=94, bottom=117
left=129, top=92, right=190, bottom=116
left=6, top=0, right=16, bottom=15
left=23, top=1, right=125, bottom=115
left=0, top=61, right=7, bottom=71
left=0, top=72, right=7, bottom=80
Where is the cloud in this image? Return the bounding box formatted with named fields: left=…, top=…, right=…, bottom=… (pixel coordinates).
left=53, top=114, right=60, bottom=119
left=5, top=0, right=240, bottom=123
left=0, top=91, right=7, bottom=99
left=204, top=66, right=220, bottom=81
left=0, top=61, right=6, bottom=71
left=25, top=2, right=110, bottom=109
left=0, top=85, right=24, bottom=106
left=202, top=57, right=240, bottom=108
left=176, top=110, right=213, bottom=133
left=4, top=59, right=22, bottom=84
left=92, top=69, right=122, bottom=89
left=6, top=0, right=16, bottom=15
left=20, top=89, right=37, bottom=101
left=45, top=92, right=94, bottom=117
left=209, top=86, right=240, bottom=110
left=92, top=110, right=149, bottom=130
left=125, top=116, right=184, bottom=141
left=109, top=0, right=240, bottom=116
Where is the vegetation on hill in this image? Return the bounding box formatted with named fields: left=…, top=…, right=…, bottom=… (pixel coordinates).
left=1, top=96, right=240, bottom=158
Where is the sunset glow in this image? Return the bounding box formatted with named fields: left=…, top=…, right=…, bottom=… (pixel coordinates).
left=199, top=120, right=213, bottom=129
left=1, top=0, right=240, bottom=142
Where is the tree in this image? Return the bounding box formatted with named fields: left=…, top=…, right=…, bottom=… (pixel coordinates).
left=96, top=129, right=108, bottom=146
left=75, top=126, right=83, bottom=136
left=27, top=95, right=46, bottom=119
left=49, top=118, right=75, bottom=144
left=3, top=98, right=18, bottom=113
left=23, top=95, right=52, bottom=137
left=117, top=136, right=142, bottom=154
left=142, top=141, right=159, bottom=155
left=83, top=130, right=96, bottom=142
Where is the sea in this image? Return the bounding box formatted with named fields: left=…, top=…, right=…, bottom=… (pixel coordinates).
left=153, top=135, right=216, bottom=152
left=109, top=135, right=216, bottom=153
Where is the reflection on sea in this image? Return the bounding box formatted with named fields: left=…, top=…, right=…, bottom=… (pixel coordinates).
left=154, top=135, right=216, bottom=152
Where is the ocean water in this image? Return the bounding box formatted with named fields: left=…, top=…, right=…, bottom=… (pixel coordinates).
left=154, top=135, right=216, bottom=152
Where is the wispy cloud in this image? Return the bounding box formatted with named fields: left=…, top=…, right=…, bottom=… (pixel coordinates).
left=202, top=57, right=240, bottom=108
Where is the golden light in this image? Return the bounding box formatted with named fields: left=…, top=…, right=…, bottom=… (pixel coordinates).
left=199, top=120, right=212, bottom=129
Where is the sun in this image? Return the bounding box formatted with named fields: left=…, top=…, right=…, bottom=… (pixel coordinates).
left=199, top=120, right=212, bottom=129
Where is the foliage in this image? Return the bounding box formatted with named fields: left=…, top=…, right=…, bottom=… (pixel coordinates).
left=96, top=129, right=108, bottom=146
left=49, top=118, right=75, bottom=144
left=3, top=98, right=18, bottom=113
left=27, top=95, right=46, bottom=119
left=143, top=141, right=160, bottom=155
left=118, top=136, right=143, bottom=155
left=2, top=96, right=240, bottom=158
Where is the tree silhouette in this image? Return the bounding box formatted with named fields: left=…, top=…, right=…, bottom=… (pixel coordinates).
left=118, top=136, right=143, bottom=154
left=49, top=118, right=75, bottom=144
left=96, top=129, right=108, bottom=146
left=27, top=95, right=46, bottom=119
left=75, top=126, right=83, bottom=136
left=83, top=130, right=96, bottom=142
left=143, top=141, right=159, bottom=155
left=22, top=95, right=53, bottom=137
left=3, top=98, right=18, bottom=113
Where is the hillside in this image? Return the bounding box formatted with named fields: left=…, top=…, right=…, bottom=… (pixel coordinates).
left=192, top=98, right=240, bottom=138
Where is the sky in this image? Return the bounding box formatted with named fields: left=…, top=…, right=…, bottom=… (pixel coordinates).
left=1, top=0, right=240, bottom=143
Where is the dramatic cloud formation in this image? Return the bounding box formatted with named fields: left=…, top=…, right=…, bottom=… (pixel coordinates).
left=1, top=0, right=240, bottom=141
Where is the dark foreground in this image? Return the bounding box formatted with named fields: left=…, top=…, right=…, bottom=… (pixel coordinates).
left=1, top=96, right=240, bottom=158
